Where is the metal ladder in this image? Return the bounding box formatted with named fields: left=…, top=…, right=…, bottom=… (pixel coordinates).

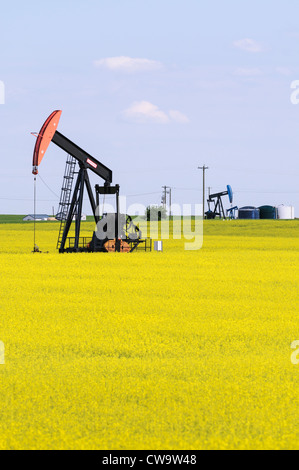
left=56, top=155, right=77, bottom=249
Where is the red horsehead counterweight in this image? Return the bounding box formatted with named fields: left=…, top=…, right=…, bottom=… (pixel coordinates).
left=32, top=110, right=62, bottom=175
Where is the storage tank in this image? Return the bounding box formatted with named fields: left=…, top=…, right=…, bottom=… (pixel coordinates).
left=277, top=205, right=295, bottom=220
left=238, top=206, right=260, bottom=220
left=259, top=205, right=277, bottom=220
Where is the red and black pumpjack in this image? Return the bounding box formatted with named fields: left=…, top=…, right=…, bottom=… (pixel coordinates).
left=32, top=110, right=151, bottom=253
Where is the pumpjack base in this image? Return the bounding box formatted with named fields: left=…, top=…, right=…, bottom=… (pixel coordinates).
left=60, top=234, right=152, bottom=253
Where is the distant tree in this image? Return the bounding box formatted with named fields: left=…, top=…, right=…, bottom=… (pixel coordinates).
left=145, top=205, right=168, bottom=222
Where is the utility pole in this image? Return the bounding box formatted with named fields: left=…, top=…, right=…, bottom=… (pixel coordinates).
left=198, top=165, right=209, bottom=219
left=161, top=186, right=167, bottom=210
left=161, top=186, right=172, bottom=216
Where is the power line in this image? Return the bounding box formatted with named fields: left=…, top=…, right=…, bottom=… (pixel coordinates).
left=234, top=190, right=299, bottom=194
left=38, top=173, right=60, bottom=199
left=126, top=191, right=161, bottom=198
left=173, top=187, right=201, bottom=191
left=0, top=197, right=58, bottom=201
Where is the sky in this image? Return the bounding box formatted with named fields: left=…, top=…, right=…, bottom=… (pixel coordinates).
left=0, top=0, right=299, bottom=216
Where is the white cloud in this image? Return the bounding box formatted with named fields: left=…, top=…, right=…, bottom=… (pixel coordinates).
left=123, top=101, right=169, bottom=123
left=122, top=101, right=189, bottom=124
left=94, top=56, right=162, bottom=73
left=233, top=38, right=264, bottom=53
left=234, top=67, right=263, bottom=77
left=169, top=110, right=190, bottom=123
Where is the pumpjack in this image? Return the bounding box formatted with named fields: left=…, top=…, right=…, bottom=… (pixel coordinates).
left=206, top=185, right=233, bottom=219
left=32, top=110, right=151, bottom=253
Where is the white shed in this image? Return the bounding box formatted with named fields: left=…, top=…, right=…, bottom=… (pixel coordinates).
left=23, top=214, right=49, bottom=221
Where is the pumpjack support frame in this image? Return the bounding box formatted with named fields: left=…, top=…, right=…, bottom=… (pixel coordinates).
left=95, top=184, right=121, bottom=253
left=207, top=191, right=227, bottom=219
left=58, top=165, right=100, bottom=252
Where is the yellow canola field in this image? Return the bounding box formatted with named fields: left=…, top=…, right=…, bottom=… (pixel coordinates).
left=0, top=220, right=298, bottom=450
